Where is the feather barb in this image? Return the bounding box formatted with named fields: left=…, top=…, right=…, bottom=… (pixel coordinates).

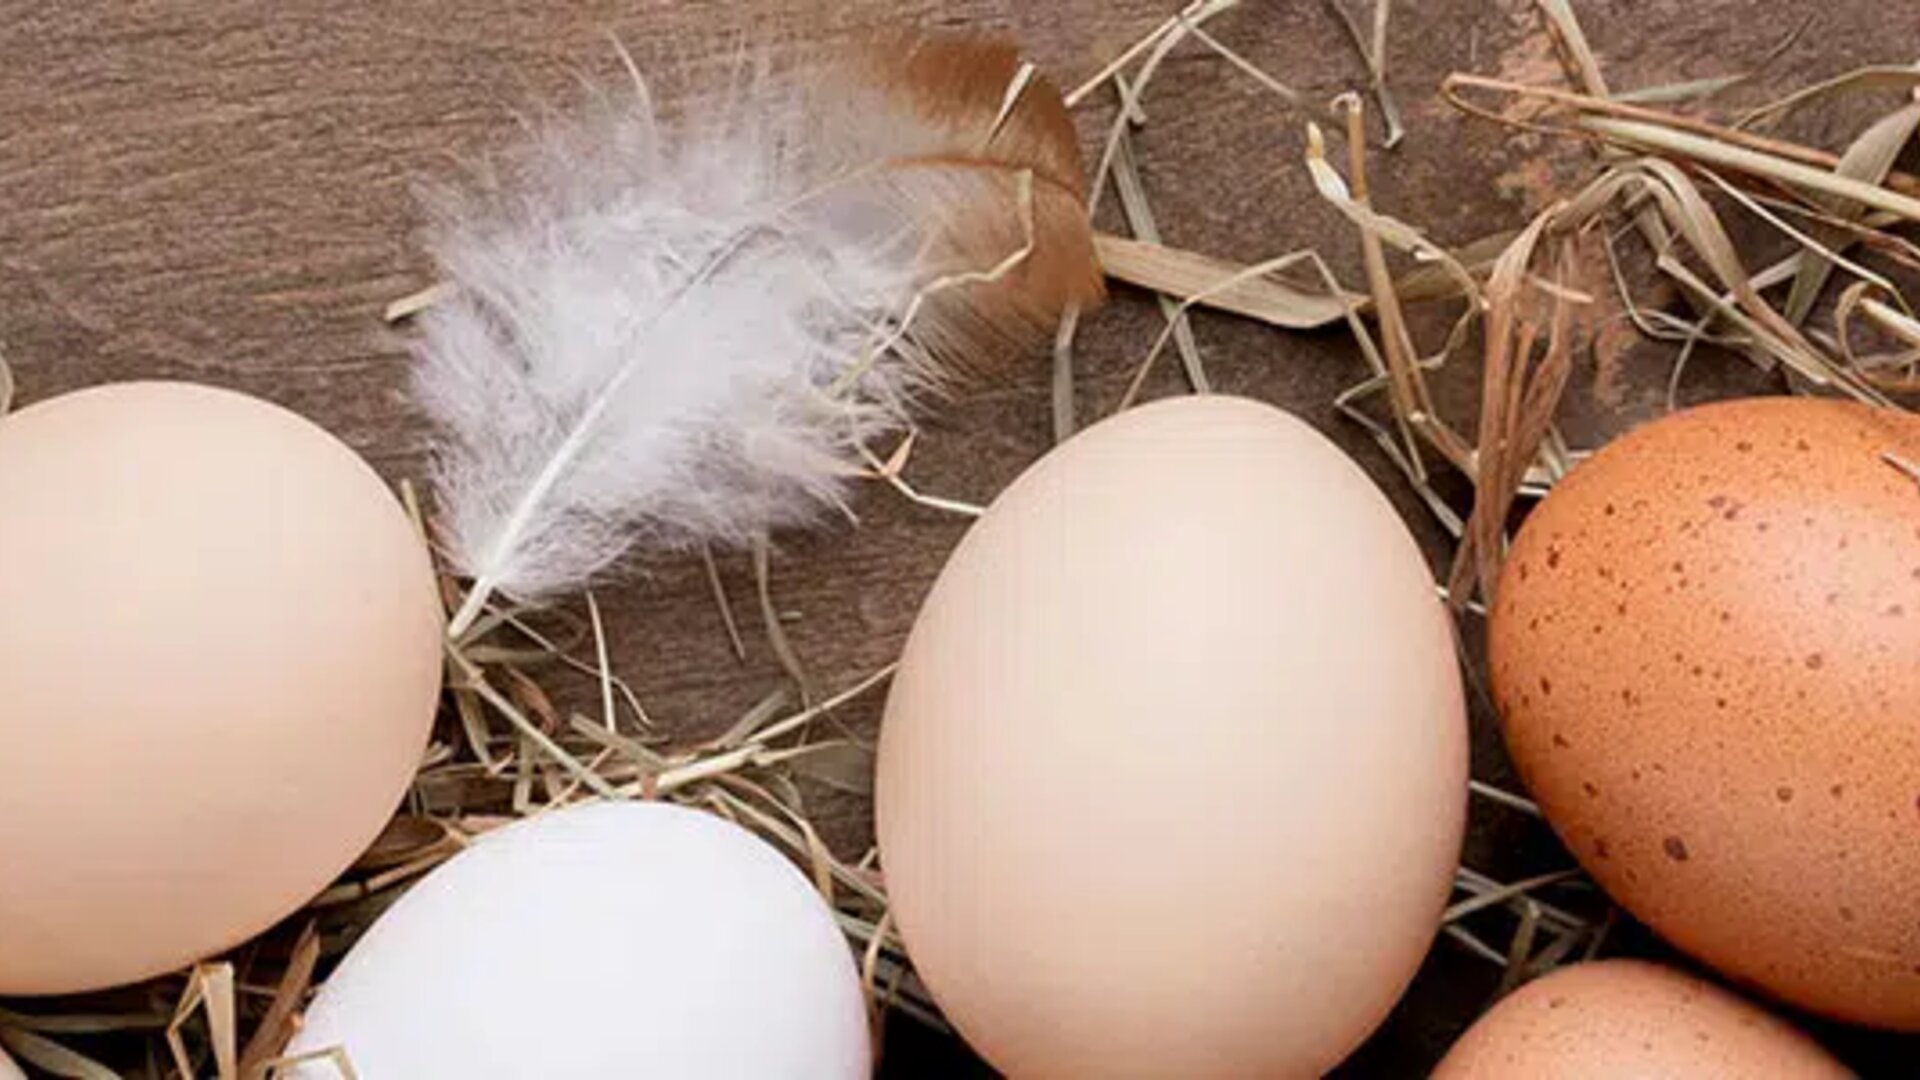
left=418, top=35, right=1101, bottom=637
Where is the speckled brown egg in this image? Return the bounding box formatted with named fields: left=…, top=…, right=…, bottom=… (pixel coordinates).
left=1431, top=960, right=1849, bottom=1078
left=1489, top=396, right=1920, bottom=1030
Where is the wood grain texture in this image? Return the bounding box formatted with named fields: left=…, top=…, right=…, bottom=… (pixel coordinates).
left=4, top=1, right=1918, bottom=1074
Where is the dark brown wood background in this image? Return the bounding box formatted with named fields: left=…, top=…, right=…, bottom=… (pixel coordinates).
left=5, top=1, right=1918, bottom=1074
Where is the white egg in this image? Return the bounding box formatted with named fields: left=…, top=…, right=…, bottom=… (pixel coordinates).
left=286, top=802, right=869, bottom=1079
left=0, top=1045, right=23, bottom=1080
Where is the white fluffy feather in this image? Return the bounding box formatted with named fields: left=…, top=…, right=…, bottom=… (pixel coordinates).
left=411, top=40, right=1098, bottom=635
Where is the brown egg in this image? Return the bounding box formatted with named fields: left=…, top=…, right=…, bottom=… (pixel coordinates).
left=1432, top=960, right=1850, bottom=1078
left=0, top=383, right=443, bottom=994
left=1489, top=397, right=1920, bottom=1029
left=878, top=396, right=1467, bottom=1077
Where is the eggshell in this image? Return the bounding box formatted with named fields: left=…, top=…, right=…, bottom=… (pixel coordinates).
left=0, top=382, right=442, bottom=994
left=286, top=802, right=869, bottom=1079
left=0, top=1046, right=22, bottom=1080
left=876, top=395, right=1467, bottom=1077
left=1489, top=397, right=1920, bottom=1028
left=1431, top=960, right=1850, bottom=1078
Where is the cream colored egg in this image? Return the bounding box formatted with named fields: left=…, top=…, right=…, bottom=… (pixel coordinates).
left=877, top=395, right=1467, bottom=1077
left=0, top=382, right=442, bottom=994
left=0, top=1045, right=23, bottom=1080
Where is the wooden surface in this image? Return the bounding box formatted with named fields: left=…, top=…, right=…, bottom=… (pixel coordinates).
left=5, top=1, right=1920, bottom=1074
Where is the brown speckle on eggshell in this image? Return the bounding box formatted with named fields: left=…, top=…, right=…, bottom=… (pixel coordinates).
left=1489, top=397, right=1920, bottom=1030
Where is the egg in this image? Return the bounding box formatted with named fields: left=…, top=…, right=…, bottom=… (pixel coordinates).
left=286, top=802, right=869, bottom=1078
left=1489, top=397, right=1920, bottom=1029
left=1431, top=960, right=1849, bottom=1077
left=0, top=1046, right=21, bottom=1080
left=0, top=382, right=442, bottom=994
left=876, top=395, right=1467, bottom=1076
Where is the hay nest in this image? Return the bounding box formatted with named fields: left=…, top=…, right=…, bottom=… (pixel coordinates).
left=3, top=0, right=1917, bottom=1074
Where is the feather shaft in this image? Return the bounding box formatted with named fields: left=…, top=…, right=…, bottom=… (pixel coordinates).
left=446, top=228, right=761, bottom=638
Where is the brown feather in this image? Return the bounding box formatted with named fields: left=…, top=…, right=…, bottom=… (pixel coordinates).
left=825, top=35, right=1105, bottom=371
